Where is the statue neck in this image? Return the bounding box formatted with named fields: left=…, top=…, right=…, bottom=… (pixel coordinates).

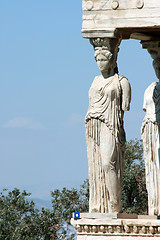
left=101, top=69, right=115, bottom=79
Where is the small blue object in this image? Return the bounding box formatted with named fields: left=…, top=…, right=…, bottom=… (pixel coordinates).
left=74, top=212, right=80, bottom=219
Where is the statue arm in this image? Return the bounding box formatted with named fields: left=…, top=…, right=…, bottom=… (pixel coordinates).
left=120, top=77, right=131, bottom=111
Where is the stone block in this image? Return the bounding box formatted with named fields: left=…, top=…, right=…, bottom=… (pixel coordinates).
left=82, top=0, right=160, bottom=39
left=71, top=215, right=160, bottom=239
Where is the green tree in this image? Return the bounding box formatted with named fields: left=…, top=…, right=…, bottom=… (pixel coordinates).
left=122, top=139, right=148, bottom=214
left=0, top=181, right=89, bottom=240
left=0, top=188, right=64, bottom=240
left=51, top=179, right=89, bottom=224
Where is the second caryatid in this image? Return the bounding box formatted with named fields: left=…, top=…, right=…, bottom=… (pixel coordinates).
left=141, top=56, right=160, bottom=216
left=85, top=38, right=131, bottom=213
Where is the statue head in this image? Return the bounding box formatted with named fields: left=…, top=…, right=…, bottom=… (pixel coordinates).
left=90, top=38, right=121, bottom=74
left=94, top=47, right=113, bottom=73
left=153, top=58, right=160, bottom=80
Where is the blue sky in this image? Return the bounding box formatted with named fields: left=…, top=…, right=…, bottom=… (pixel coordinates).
left=0, top=1, right=156, bottom=199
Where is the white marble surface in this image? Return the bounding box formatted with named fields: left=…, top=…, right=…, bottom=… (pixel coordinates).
left=141, top=56, right=160, bottom=215
left=77, top=236, right=160, bottom=240
left=85, top=38, right=131, bottom=213
left=82, top=0, right=160, bottom=39
left=71, top=217, right=160, bottom=239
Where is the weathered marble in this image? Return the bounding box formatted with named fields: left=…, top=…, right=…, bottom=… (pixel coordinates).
left=82, top=0, right=160, bottom=39
left=141, top=75, right=160, bottom=215
left=141, top=42, right=160, bottom=216
left=77, top=237, right=160, bottom=240
left=74, top=213, right=138, bottom=219
left=85, top=37, right=131, bottom=213
left=71, top=216, right=160, bottom=239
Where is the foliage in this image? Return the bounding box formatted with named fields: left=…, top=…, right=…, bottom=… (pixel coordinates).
left=122, top=139, right=148, bottom=214
left=0, top=181, right=89, bottom=240
left=0, top=188, right=63, bottom=240
left=51, top=179, right=89, bottom=224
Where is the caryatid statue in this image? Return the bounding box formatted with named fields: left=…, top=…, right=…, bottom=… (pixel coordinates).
left=85, top=38, right=131, bottom=213
left=141, top=54, right=160, bottom=215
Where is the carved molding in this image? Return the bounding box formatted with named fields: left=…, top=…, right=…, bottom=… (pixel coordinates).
left=75, top=224, right=160, bottom=236
left=71, top=218, right=160, bottom=237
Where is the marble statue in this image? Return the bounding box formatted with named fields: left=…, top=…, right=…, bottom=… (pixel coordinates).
left=85, top=38, right=131, bottom=213
left=141, top=58, right=160, bottom=215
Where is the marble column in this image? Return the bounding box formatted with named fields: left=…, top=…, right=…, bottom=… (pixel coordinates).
left=85, top=37, right=131, bottom=214
left=141, top=40, right=160, bottom=216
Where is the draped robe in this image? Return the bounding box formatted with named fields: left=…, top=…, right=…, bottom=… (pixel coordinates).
left=85, top=73, right=127, bottom=213
left=141, top=82, right=160, bottom=215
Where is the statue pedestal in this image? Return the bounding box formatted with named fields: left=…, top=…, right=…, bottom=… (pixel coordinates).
left=71, top=213, right=160, bottom=240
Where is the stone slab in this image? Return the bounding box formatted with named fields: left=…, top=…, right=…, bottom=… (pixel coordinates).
left=138, top=215, right=157, bottom=219
left=71, top=217, right=160, bottom=239
left=73, top=212, right=138, bottom=219
left=71, top=218, right=122, bottom=226
left=77, top=236, right=160, bottom=240
left=82, top=0, right=160, bottom=39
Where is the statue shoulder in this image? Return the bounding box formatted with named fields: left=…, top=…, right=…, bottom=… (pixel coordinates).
left=90, top=75, right=101, bottom=86
left=145, top=81, right=157, bottom=94
left=118, top=75, right=129, bottom=83
left=118, top=75, right=131, bottom=89
left=94, top=75, right=101, bottom=80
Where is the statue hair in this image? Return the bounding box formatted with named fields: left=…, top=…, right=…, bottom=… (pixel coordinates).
left=90, top=38, right=121, bottom=74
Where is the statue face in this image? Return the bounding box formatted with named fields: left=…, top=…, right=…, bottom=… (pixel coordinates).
left=96, top=54, right=111, bottom=73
